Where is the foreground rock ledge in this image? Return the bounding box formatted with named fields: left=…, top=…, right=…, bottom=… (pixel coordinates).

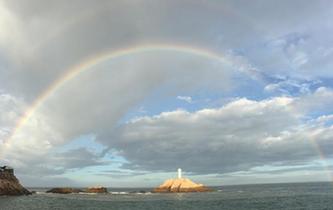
left=153, top=178, right=212, bottom=193
left=0, top=168, right=31, bottom=196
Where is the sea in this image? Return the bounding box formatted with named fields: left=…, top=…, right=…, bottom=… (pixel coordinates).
left=1, top=182, right=333, bottom=210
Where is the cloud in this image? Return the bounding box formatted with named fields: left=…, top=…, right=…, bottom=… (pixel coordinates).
left=0, top=93, right=26, bottom=144
left=0, top=93, right=107, bottom=178
left=251, top=30, right=333, bottom=78
left=0, top=50, right=234, bottom=183
left=52, top=148, right=107, bottom=170
left=264, top=77, right=322, bottom=95
left=177, top=96, right=193, bottom=103
left=101, top=89, right=333, bottom=174
left=2, top=76, right=333, bottom=185
left=2, top=0, right=331, bottom=98
left=294, top=87, right=333, bottom=114
left=1, top=0, right=333, bottom=186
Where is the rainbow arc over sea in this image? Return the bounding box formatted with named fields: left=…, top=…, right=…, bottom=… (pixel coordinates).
left=3, top=43, right=231, bottom=147
left=1, top=42, right=332, bottom=182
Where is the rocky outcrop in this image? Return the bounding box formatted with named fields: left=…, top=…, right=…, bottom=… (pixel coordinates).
left=153, top=178, right=212, bottom=193
left=0, top=171, right=31, bottom=196
left=85, top=187, right=108, bottom=193
left=46, top=188, right=83, bottom=194
left=46, top=187, right=108, bottom=194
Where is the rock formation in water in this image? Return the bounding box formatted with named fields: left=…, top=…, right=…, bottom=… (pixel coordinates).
left=85, top=187, right=108, bottom=193
left=153, top=178, right=212, bottom=193
left=154, top=168, right=212, bottom=193
left=0, top=166, right=31, bottom=196
left=46, top=187, right=108, bottom=194
left=46, top=188, right=83, bottom=194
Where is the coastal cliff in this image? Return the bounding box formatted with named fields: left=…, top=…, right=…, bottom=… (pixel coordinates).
left=0, top=170, right=31, bottom=196
left=153, top=178, right=212, bottom=193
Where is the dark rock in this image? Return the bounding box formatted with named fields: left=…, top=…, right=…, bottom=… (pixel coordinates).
left=46, top=188, right=83, bottom=194
left=0, top=169, right=31, bottom=196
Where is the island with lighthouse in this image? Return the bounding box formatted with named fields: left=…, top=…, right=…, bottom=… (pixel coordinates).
left=153, top=168, right=212, bottom=193
left=0, top=166, right=212, bottom=196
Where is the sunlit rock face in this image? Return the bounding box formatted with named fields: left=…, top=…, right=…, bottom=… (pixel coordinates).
left=153, top=178, right=212, bottom=193
left=0, top=169, right=31, bottom=196
left=85, top=187, right=108, bottom=193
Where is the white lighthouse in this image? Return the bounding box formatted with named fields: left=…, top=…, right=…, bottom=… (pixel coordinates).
left=178, top=168, right=182, bottom=179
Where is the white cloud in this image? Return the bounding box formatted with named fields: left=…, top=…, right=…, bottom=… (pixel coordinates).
left=0, top=92, right=106, bottom=182
left=0, top=49, right=235, bottom=185
left=0, top=93, right=26, bottom=143
left=103, top=90, right=333, bottom=174
left=2, top=82, right=333, bottom=185
left=177, top=96, right=193, bottom=103
left=264, top=78, right=321, bottom=95
left=2, top=0, right=332, bottom=97
left=1, top=0, right=333, bottom=186
left=294, top=87, right=333, bottom=113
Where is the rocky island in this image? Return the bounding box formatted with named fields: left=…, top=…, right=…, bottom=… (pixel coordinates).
left=0, top=166, right=31, bottom=196
left=85, top=186, right=108, bottom=193
left=46, top=186, right=108, bottom=194
left=46, top=188, right=83, bottom=194
left=153, top=168, right=212, bottom=193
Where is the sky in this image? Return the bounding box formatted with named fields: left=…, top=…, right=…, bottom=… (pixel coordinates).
left=1, top=0, right=333, bottom=187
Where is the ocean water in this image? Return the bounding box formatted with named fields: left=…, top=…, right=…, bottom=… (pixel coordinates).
left=1, top=182, right=333, bottom=210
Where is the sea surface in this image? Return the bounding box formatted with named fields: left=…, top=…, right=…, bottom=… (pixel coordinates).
left=1, top=182, right=333, bottom=210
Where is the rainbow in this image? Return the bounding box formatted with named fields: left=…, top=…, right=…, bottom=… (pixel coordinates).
left=2, top=43, right=332, bottom=182
left=3, top=43, right=232, bottom=147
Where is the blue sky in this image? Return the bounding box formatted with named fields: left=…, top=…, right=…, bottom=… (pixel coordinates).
left=0, top=0, right=333, bottom=187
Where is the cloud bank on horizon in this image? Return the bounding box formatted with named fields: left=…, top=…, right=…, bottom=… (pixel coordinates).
left=0, top=0, right=333, bottom=187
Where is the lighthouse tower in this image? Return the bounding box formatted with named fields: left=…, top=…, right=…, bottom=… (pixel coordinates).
left=178, top=168, right=182, bottom=179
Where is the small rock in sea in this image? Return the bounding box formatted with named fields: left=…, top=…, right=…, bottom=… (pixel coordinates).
left=46, top=188, right=83, bottom=194
left=85, top=187, right=108, bottom=193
